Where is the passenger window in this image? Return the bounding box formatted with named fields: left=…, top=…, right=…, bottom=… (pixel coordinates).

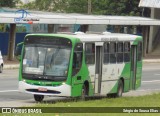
left=110, top=42, right=116, bottom=63
left=85, top=43, right=95, bottom=64
left=117, top=42, right=123, bottom=63
left=124, top=42, right=130, bottom=62
left=72, top=43, right=83, bottom=76
left=104, top=42, right=109, bottom=64
left=138, top=42, right=142, bottom=61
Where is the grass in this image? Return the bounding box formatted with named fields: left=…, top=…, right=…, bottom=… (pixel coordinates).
left=33, top=93, right=160, bottom=116
left=36, top=93, right=160, bottom=107
left=3, top=93, right=160, bottom=116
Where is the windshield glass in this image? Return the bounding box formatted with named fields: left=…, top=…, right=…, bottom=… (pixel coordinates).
left=23, top=45, right=71, bottom=77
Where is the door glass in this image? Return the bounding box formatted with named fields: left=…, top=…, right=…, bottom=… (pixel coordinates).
left=72, top=43, right=83, bottom=76
left=85, top=43, right=95, bottom=64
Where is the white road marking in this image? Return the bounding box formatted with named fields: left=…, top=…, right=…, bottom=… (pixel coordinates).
left=142, top=80, right=160, bottom=83
left=0, top=90, right=18, bottom=93
left=137, top=89, right=160, bottom=92
left=154, top=74, right=160, bottom=76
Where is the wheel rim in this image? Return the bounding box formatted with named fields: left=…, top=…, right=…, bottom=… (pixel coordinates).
left=81, top=85, right=87, bottom=99
left=118, top=85, right=122, bottom=96
left=82, top=86, right=85, bottom=96
left=117, top=80, right=123, bottom=97
left=34, top=95, right=44, bottom=102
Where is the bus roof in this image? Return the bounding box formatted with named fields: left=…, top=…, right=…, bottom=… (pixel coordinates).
left=26, top=32, right=142, bottom=43
left=71, top=32, right=142, bottom=42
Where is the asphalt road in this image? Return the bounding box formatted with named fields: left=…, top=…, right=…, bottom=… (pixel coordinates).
left=0, top=63, right=160, bottom=107
left=140, top=63, right=160, bottom=91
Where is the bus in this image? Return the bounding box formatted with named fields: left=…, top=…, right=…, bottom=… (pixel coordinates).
left=15, top=32, right=143, bottom=102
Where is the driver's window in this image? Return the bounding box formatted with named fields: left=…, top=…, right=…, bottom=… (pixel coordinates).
left=72, top=43, right=83, bottom=76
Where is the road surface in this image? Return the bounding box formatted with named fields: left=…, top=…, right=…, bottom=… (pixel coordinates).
left=0, top=63, right=160, bottom=107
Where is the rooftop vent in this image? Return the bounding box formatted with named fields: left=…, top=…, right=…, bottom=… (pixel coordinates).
left=102, top=31, right=111, bottom=35
left=74, top=31, right=85, bottom=35
left=57, top=32, right=73, bottom=35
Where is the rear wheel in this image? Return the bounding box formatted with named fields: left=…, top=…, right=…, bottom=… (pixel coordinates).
left=0, top=65, right=3, bottom=73
left=116, top=80, right=123, bottom=97
left=81, top=84, right=88, bottom=100
left=34, top=95, right=44, bottom=102
left=107, top=93, right=116, bottom=98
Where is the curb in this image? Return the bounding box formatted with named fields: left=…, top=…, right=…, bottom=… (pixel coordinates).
left=143, top=59, right=160, bottom=63
left=4, top=64, right=19, bottom=69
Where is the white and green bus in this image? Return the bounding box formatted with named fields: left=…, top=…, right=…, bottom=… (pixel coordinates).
left=15, top=32, right=142, bottom=102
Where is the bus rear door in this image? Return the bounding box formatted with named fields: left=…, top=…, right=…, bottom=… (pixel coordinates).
left=130, top=45, right=137, bottom=90
left=94, top=43, right=103, bottom=94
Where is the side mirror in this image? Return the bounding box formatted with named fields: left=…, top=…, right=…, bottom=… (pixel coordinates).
left=15, top=46, right=21, bottom=56
left=15, top=42, right=24, bottom=61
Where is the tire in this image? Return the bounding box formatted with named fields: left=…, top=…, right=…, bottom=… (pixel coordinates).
left=81, top=84, right=88, bottom=100
left=116, top=80, right=123, bottom=97
left=107, top=93, right=116, bottom=98
left=34, top=95, right=44, bottom=102
left=0, top=65, right=3, bottom=73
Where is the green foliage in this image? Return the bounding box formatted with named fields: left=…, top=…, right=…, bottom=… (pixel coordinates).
left=92, top=0, right=142, bottom=16
left=0, top=0, right=19, bottom=8
left=22, top=0, right=68, bottom=12
left=21, top=0, right=143, bottom=16
left=66, top=0, right=88, bottom=13
left=21, top=2, right=36, bottom=10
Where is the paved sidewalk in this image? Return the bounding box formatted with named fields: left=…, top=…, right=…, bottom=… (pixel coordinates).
left=4, top=64, right=20, bottom=69
left=3, top=57, right=20, bottom=69
left=3, top=58, right=160, bottom=69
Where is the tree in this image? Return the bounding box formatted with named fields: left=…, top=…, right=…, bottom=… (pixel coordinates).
left=66, top=0, right=88, bottom=13
left=21, top=0, right=144, bottom=16
left=92, top=0, right=142, bottom=16
left=0, top=0, right=19, bottom=8
left=22, top=0, right=68, bottom=12
left=66, top=0, right=143, bottom=16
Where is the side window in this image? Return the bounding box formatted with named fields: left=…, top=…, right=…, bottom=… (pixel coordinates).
left=72, top=43, right=83, bottom=76
left=117, top=42, right=123, bottom=63
left=124, top=42, right=130, bottom=62
left=104, top=42, right=109, bottom=64
left=138, top=42, right=142, bottom=61
left=85, top=43, right=95, bottom=64
left=110, top=42, right=116, bottom=63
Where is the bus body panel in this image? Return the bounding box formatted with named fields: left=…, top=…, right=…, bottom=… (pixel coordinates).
left=71, top=42, right=94, bottom=97
left=101, top=64, right=123, bottom=94
left=120, top=63, right=131, bottom=92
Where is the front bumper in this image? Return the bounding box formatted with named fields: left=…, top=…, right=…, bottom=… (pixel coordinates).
left=19, top=81, right=71, bottom=96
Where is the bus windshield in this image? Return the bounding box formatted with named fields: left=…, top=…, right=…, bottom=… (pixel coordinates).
left=23, top=45, right=71, bottom=77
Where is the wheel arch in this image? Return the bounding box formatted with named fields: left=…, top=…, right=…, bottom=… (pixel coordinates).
left=83, top=80, right=89, bottom=95
left=119, top=77, right=124, bottom=92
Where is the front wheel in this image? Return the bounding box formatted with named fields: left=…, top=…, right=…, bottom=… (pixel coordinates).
left=116, top=80, right=123, bottom=97
left=34, top=95, right=44, bottom=102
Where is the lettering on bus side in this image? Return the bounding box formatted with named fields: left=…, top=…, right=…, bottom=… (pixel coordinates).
left=101, top=37, right=118, bottom=42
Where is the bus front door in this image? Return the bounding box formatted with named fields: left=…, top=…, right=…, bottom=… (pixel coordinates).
left=95, top=46, right=103, bottom=94
left=130, top=45, right=137, bottom=90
